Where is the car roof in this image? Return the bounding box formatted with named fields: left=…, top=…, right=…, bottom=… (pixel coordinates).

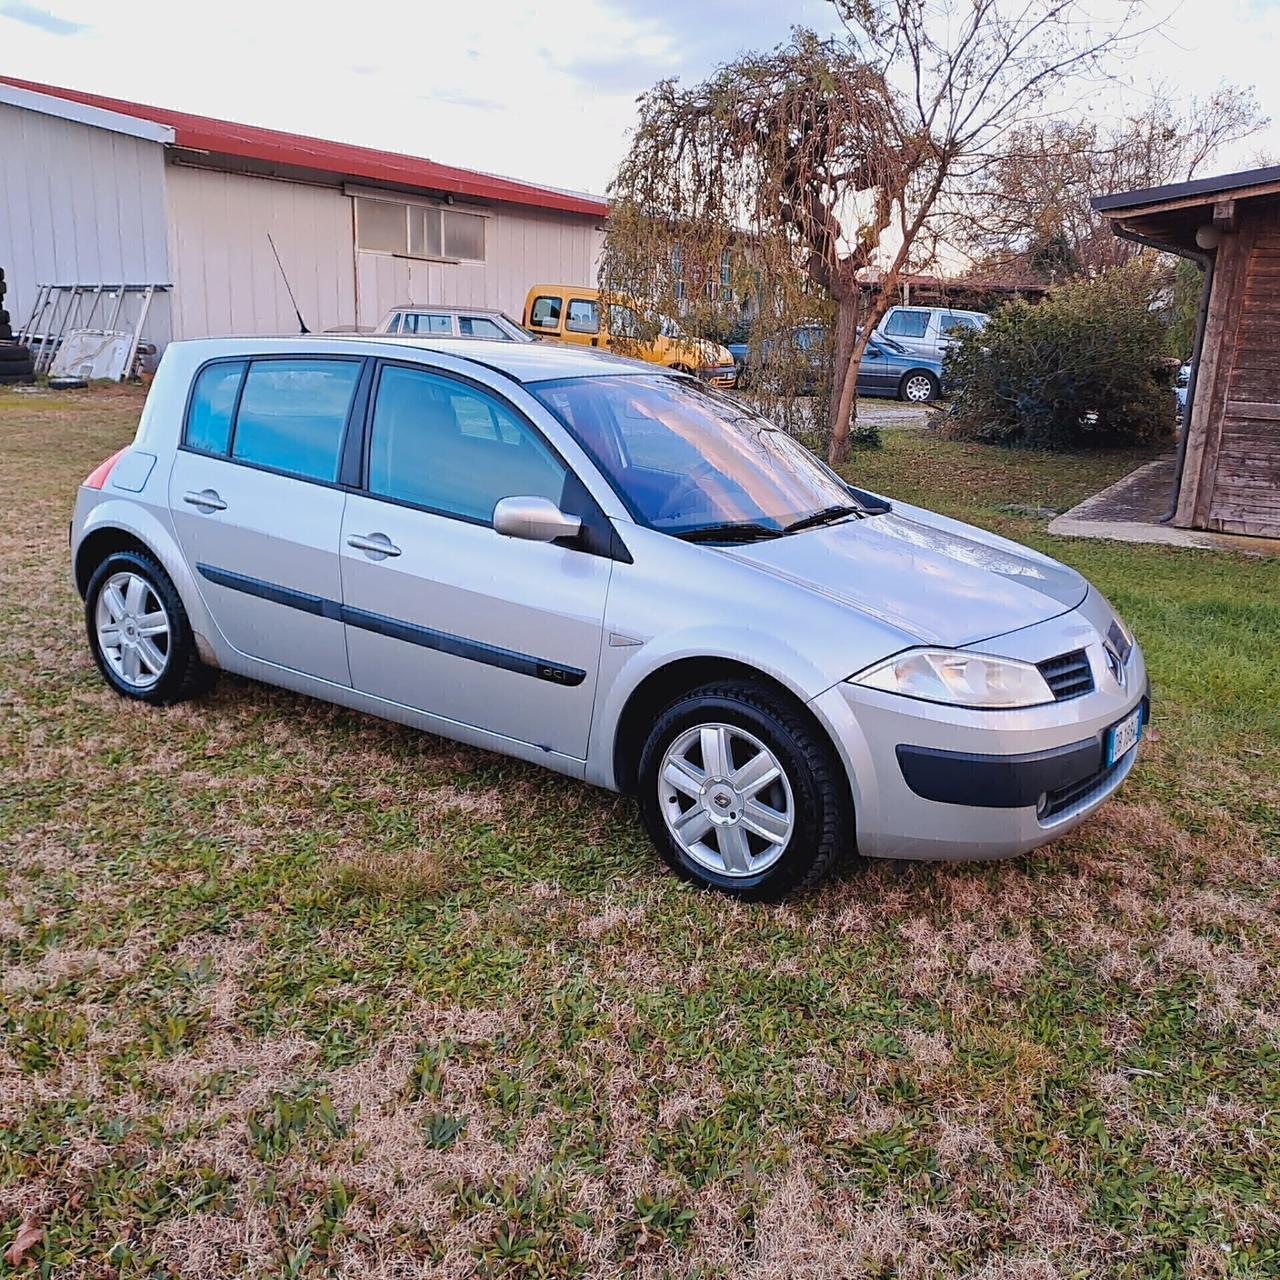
left=388, top=304, right=510, bottom=317
left=171, top=333, right=668, bottom=384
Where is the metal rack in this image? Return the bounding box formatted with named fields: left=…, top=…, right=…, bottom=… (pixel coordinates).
left=16, top=283, right=169, bottom=379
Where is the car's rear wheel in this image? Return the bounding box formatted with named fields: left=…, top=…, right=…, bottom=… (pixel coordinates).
left=899, top=370, right=940, bottom=402
left=85, top=550, right=212, bottom=704
left=637, top=681, right=848, bottom=899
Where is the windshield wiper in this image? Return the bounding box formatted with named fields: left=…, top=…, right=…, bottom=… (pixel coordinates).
left=673, top=521, right=785, bottom=544
left=783, top=504, right=862, bottom=534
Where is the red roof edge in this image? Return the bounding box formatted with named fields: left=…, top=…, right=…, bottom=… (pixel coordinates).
left=0, top=76, right=609, bottom=219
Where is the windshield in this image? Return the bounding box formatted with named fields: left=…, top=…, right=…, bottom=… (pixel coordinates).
left=529, top=375, right=856, bottom=535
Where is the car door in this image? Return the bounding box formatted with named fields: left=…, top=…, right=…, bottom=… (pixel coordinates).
left=338, top=361, right=612, bottom=759
left=168, top=355, right=365, bottom=686
left=858, top=341, right=893, bottom=394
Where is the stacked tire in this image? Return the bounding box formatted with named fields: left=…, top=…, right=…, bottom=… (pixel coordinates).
left=0, top=268, right=36, bottom=385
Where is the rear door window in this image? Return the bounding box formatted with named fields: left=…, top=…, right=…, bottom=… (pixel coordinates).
left=883, top=309, right=931, bottom=339
left=528, top=295, right=563, bottom=332
left=230, top=359, right=362, bottom=483
left=400, top=312, right=454, bottom=335
left=566, top=299, right=600, bottom=334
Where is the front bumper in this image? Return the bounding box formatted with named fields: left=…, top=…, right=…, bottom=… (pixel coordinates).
left=699, top=364, right=738, bottom=389
left=808, top=598, right=1148, bottom=861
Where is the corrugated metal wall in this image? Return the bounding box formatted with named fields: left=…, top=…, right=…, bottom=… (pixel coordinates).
left=165, top=165, right=357, bottom=340
left=0, top=101, right=171, bottom=341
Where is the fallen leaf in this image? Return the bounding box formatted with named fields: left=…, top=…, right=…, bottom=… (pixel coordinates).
left=4, top=1215, right=43, bottom=1266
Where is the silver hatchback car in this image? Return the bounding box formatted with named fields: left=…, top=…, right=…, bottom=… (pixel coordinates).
left=71, top=336, right=1147, bottom=898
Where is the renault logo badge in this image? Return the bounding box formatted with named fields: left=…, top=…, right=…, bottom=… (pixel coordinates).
left=1104, top=643, right=1126, bottom=689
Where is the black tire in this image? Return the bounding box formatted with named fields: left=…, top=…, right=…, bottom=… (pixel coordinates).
left=0, top=343, right=31, bottom=364
left=0, top=309, right=9, bottom=327
left=84, top=550, right=213, bottom=705
left=0, top=372, right=34, bottom=385
left=898, top=370, right=940, bottom=403
left=636, top=681, right=849, bottom=900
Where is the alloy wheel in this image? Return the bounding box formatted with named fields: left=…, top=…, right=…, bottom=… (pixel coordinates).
left=904, top=375, right=935, bottom=402
left=658, top=722, right=795, bottom=877
left=94, top=571, right=171, bottom=690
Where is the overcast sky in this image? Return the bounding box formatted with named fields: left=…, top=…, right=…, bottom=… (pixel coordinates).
left=2, top=0, right=1278, bottom=197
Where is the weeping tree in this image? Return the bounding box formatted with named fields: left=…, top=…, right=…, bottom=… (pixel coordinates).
left=603, top=1, right=1152, bottom=466
left=602, top=32, right=907, bottom=453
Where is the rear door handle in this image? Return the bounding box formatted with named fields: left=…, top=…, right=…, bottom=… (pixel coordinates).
left=346, top=532, right=401, bottom=559
left=183, top=489, right=226, bottom=512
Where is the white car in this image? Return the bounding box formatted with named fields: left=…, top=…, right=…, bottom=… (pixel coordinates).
left=70, top=335, right=1147, bottom=899
left=379, top=306, right=533, bottom=342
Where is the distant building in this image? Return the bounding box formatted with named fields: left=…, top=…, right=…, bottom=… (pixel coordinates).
left=0, top=77, right=607, bottom=351
left=1096, top=166, right=1280, bottom=539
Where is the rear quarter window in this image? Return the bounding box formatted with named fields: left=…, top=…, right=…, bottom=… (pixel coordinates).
left=185, top=361, right=245, bottom=454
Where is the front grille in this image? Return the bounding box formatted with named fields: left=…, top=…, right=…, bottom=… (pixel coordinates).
left=1037, top=648, right=1094, bottom=701
left=1039, top=758, right=1120, bottom=821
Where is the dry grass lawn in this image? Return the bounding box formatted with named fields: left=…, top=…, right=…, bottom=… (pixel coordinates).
left=1, top=386, right=1278, bottom=1278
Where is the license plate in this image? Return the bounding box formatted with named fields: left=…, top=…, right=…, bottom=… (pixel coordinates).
left=1106, top=706, right=1143, bottom=765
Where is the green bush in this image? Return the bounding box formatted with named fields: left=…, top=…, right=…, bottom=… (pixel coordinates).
left=942, top=263, right=1177, bottom=450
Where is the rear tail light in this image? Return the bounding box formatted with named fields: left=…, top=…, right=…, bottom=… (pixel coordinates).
left=83, top=448, right=127, bottom=490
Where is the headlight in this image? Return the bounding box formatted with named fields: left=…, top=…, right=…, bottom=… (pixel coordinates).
left=850, top=648, right=1053, bottom=709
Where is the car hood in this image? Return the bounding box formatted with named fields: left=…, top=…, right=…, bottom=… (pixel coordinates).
left=722, top=507, right=1087, bottom=647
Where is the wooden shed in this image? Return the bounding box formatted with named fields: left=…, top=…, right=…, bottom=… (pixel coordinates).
left=1094, top=166, right=1280, bottom=538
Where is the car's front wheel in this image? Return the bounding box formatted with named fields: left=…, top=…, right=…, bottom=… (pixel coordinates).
left=637, top=681, right=849, bottom=899
left=85, top=550, right=212, bottom=704
left=899, top=370, right=940, bottom=403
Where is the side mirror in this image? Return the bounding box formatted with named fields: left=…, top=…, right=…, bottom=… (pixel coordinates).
left=493, top=496, right=582, bottom=543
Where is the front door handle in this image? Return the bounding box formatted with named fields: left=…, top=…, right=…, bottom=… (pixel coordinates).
left=183, top=489, right=226, bottom=512
left=347, top=532, right=401, bottom=559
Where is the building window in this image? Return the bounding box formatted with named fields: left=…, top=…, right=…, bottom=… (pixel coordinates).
left=355, top=196, right=486, bottom=262
left=720, top=249, right=733, bottom=302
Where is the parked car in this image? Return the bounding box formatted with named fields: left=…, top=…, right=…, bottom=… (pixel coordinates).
left=1175, top=360, right=1192, bottom=420
left=873, top=306, right=988, bottom=363
left=72, top=336, right=1147, bottom=899
left=379, top=306, right=533, bottom=342
left=729, top=325, right=946, bottom=402
left=523, top=285, right=737, bottom=387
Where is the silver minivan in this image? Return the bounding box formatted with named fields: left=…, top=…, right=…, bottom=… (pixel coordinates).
left=874, top=306, right=988, bottom=363
left=71, top=336, right=1146, bottom=899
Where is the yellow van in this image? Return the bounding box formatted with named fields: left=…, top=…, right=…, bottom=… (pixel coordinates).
left=522, top=285, right=737, bottom=388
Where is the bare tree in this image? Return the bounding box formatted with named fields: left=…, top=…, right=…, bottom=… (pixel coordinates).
left=604, top=1, right=1156, bottom=465
left=960, top=84, right=1268, bottom=278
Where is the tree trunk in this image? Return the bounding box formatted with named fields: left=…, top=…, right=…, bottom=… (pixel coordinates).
left=827, top=292, right=861, bottom=467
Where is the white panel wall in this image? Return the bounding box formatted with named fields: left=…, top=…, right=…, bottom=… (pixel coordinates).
left=0, top=101, right=171, bottom=342
left=165, top=164, right=357, bottom=340
left=354, top=202, right=605, bottom=327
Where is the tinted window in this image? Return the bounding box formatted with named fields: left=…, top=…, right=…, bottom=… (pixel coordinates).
left=529, top=295, right=562, bottom=330
left=883, top=309, right=930, bottom=338
left=231, top=359, right=361, bottom=482
left=942, top=315, right=977, bottom=336
left=458, top=316, right=505, bottom=339
left=401, top=312, right=453, bottom=335
left=186, top=361, right=244, bottom=454
left=566, top=299, right=600, bottom=334
left=368, top=365, right=567, bottom=522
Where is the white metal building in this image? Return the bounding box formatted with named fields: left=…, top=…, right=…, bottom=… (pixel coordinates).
left=0, top=77, right=607, bottom=352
